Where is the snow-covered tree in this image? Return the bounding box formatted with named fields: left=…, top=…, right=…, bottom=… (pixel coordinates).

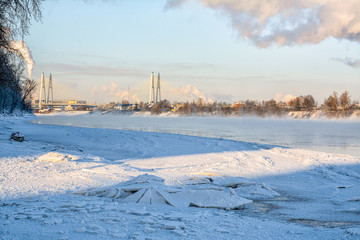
left=0, top=0, right=42, bottom=114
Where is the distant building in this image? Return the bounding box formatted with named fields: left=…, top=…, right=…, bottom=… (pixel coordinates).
left=31, top=99, right=93, bottom=112
left=114, top=103, right=140, bottom=111
left=234, top=101, right=245, bottom=110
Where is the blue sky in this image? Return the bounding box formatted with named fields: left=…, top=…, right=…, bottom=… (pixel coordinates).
left=26, top=0, right=360, bottom=103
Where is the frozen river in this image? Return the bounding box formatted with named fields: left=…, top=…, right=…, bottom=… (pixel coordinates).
left=33, top=113, right=360, bottom=157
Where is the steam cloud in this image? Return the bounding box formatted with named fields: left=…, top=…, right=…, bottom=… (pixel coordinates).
left=92, top=82, right=212, bottom=104
left=274, top=93, right=295, bottom=103
left=10, top=40, right=34, bottom=80
left=332, top=57, right=360, bottom=69
left=166, top=0, right=360, bottom=47
left=170, top=84, right=212, bottom=103
left=91, top=82, right=141, bottom=103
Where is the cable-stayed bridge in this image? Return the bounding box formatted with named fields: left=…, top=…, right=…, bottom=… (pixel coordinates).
left=33, top=72, right=210, bottom=111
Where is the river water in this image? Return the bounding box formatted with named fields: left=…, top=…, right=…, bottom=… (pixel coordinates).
left=33, top=112, right=360, bottom=157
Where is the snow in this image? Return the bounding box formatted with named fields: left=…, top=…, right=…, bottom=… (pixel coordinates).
left=36, top=152, right=78, bottom=162
left=1, top=116, right=360, bottom=239
left=76, top=174, right=252, bottom=209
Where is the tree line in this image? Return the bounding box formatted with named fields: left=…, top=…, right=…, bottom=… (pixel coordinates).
left=0, top=0, right=42, bottom=114
left=141, top=90, right=359, bottom=118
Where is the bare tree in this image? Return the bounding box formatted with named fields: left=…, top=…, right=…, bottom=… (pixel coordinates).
left=325, top=91, right=338, bottom=112
left=21, top=78, right=37, bottom=110
left=1, top=0, right=42, bottom=47
left=121, top=100, right=129, bottom=105
left=303, top=95, right=315, bottom=111
left=264, top=99, right=280, bottom=115
left=150, top=99, right=172, bottom=114
left=339, top=91, right=351, bottom=110
left=0, top=0, right=42, bottom=113
left=289, top=97, right=302, bottom=111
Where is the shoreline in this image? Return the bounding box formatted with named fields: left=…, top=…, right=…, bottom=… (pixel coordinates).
left=32, top=113, right=360, bottom=158
left=28, top=109, right=360, bottom=121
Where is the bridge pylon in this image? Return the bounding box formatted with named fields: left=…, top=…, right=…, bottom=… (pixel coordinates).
left=39, top=73, right=46, bottom=110
left=47, top=73, right=53, bottom=104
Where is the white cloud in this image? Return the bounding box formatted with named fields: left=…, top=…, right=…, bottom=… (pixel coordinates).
left=166, top=0, right=360, bottom=47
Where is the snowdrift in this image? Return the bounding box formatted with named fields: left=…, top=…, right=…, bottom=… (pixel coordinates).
left=36, top=152, right=79, bottom=162
left=75, top=174, right=253, bottom=210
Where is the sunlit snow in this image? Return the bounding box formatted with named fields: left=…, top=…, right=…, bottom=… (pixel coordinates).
left=1, top=115, right=360, bottom=239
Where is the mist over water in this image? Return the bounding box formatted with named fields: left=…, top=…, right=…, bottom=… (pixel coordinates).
left=33, top=113, right=360, bottom=157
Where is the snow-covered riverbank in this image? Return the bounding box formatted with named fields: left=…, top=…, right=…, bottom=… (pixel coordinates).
left=1, top=116, right=360, bottom=239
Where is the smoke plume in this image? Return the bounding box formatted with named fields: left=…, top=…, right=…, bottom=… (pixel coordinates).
left=274, top=93, right=295, bottom=103
left=10, top=40, right=34, bottom=80
left=170, top=84, right=212, bottom=103
left=166, top=0, right=360, bottom=47
left=91, top=82, right=141, bottom=103
left=332, top=57, right=360, bottom=69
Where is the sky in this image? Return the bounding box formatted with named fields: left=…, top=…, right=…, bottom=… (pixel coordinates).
left=24, top=0, right=360, bottom=104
